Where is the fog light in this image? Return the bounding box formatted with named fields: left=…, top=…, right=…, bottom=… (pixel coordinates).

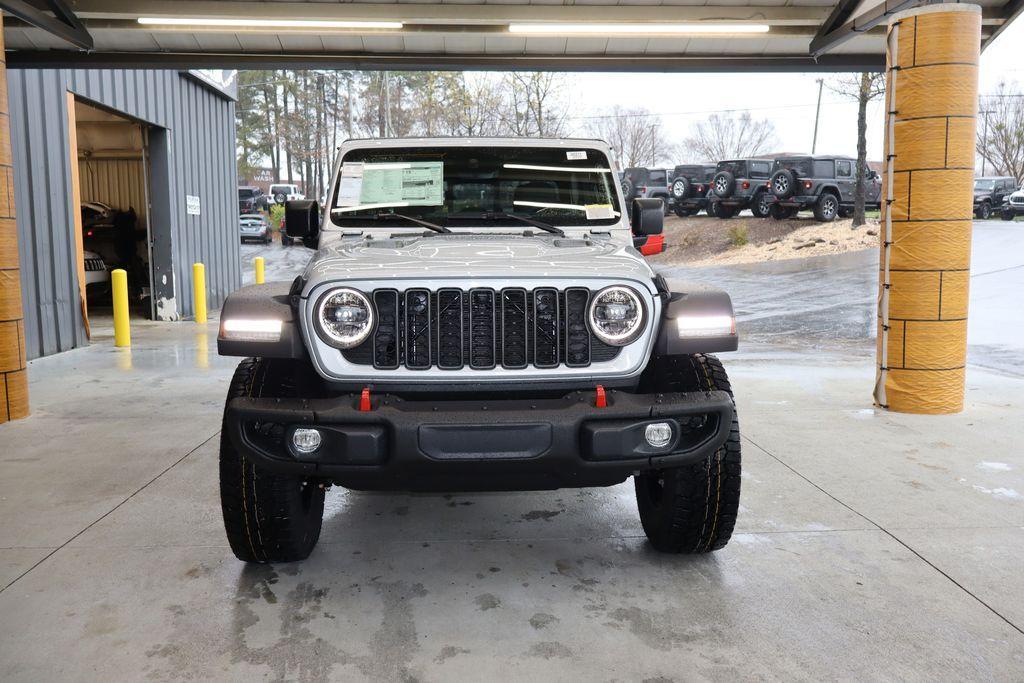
left=292, top=428, right=322, bottom=454
left=645, top=422, right=673, bottom=448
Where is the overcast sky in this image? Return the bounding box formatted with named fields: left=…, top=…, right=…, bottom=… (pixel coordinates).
left=553, top=19, right=1024, bottom=163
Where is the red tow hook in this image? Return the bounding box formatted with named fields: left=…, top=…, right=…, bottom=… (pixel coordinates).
left=595, top=385, right=607, bottom=408
left=359, top=387, right=372, bottom=412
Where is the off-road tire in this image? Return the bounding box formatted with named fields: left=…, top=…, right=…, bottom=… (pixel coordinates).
left=674, top=206, right=697, bottom=218
left=770, top=204, right=797, bottom=220
left=976, top=202, right=991, bottom=220
left=714, top=203, right=738, bottom=219
left=671, top=177, right=691, bottom=200
left=634, top=354, right=741, bottom=554
left=712, top=171, right=736, bottom=199
left=770, top=168, right=796, bottom=199
left=220, top=358, right=326, bottom=563
left=1002, top=210, right=1015, bottom=221
left=813, top=191, right=839, bottom=222
left=750, top=190, right=771, bottom=218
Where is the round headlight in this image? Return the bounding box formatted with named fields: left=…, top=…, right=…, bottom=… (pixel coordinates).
left=588, top=286, right=645, bottom=346
left=315, top=288, right=374, bottom=349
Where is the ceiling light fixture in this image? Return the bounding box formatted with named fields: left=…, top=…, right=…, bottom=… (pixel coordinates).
left=508, top=23, right=769, bottom=34
left=137, top=17, right=403, bottom=30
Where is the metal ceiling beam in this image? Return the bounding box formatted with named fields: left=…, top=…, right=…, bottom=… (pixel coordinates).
left=4, top=49, right=886, bottom=72
left=982, top=0, right=1024, bottom=49
left=809, top=0, right=929, bottom=58
left=811, top=0, right=865, bottom=49
left=0, top=0, right=92, bottom=49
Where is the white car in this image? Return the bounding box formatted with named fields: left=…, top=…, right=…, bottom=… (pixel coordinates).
left=83, top=249, right=110, bottom=292
left=267, top=183, right=304, bottom=205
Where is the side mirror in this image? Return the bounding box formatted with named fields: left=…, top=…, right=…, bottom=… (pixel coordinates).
left=285, top=199, right=320, bottom=247
left=631, top=198, right=664, bottom=236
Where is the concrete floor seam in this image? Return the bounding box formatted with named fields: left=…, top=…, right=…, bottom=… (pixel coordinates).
left=742, top=434, right=1024, bottom=638
left=0, top=430, right=220, bottom=594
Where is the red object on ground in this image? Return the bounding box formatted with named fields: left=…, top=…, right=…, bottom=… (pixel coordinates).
left=595, top=385, right=607, bottom=408
left=359, top=388, right=372, bottom=412
left=640, top=234, right=665, bottom=256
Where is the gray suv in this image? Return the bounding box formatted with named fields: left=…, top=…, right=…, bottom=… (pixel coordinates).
left=709, top=159, right=773, bottom=218
left=669, top=164, right=717, bottom=217
left=216, top=137, right=741, bottom=563
left=621, top=167, right=671, bottom=213
left=767, top=156, right=881, bottom=221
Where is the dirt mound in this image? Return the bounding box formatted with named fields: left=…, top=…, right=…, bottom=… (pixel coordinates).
left=648, top=213, right=880, bottom=268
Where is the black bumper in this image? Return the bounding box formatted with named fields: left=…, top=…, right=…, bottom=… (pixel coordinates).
left=225, top=389, right=734, bottom=491
left=769, top=194, right=816, bottom=208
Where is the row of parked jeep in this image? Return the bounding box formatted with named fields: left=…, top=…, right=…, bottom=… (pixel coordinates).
left=973, top=176, right=1024, bottom=221
left=622, top=156, right=884, bottom=222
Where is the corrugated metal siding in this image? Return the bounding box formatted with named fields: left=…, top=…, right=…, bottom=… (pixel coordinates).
left=7, top=69, right=239, bottom=359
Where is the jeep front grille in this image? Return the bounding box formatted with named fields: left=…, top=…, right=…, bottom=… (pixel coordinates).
left=1011, top=196, right=1024, bottom=206
left=343, top=287, right=620, bottom=370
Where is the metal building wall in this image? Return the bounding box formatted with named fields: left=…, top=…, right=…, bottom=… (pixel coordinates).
left=6, top=69, right=240, bottom=359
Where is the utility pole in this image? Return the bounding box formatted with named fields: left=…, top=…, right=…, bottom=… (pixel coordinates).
left=383, top=71, right=393, bottom=137
left=811, top=78, right=824, bottom=154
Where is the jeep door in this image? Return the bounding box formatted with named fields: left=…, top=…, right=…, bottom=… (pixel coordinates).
left=835, top=159, right=855, bottom=203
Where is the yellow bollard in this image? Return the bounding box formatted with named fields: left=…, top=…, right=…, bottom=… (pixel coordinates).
left=193, top=262, right=207, bottom=324
left=111, top=268, right=131, bottom=347
left=254, top=257, right=265, bottom=285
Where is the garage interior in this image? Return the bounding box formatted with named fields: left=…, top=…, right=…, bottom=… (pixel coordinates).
left=1, top=0, right=1023, bottom=679
left=73, top=98, right=154, bottom=322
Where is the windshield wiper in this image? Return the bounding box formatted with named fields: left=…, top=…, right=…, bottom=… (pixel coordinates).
left=331, top=210, right=450, bottom=234
left=454, top=212, right=565, bottom=237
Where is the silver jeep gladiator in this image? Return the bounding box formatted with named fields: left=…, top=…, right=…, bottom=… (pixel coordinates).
left=217, top=137, right=741, bottom=563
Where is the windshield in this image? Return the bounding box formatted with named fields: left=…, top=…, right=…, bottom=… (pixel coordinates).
left=270, top=185, right=292, bottom=194
left=974, top=179, right=995, bottom=191
left=717, top=161, right=748, bottom=177
left=331, top=145, right=621, bottom=228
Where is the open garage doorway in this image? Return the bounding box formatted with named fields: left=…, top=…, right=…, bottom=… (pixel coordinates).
left=70, top=97, right=157, bottom=325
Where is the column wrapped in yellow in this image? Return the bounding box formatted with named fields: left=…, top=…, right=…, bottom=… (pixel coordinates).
left=874, top=4, right=980, bottom=414
left=0, top=15, right=30, bottom=423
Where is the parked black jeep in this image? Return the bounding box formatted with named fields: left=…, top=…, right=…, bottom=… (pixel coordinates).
left=668, top=164, right=717, bottom=217
left=766, top=156, right=881, bottom=222
left=708, top=159, right=773, bottom=219
left=973, top=177, right=1017, bottom=220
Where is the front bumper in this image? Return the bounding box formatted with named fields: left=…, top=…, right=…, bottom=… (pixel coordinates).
left=225, top=388, right=734, bottom=491
left=1003, top=203, right=1024, bottom=215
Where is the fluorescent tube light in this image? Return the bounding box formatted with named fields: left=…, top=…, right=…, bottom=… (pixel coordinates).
left=138, top=17, right=403, bottom=30
left=508, top=23, right=769, bottom=34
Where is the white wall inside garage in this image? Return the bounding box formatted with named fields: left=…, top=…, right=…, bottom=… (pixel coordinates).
left=7, top=69, right=240, bottom=359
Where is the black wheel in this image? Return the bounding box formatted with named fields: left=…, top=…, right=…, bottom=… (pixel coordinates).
left=750, top=190, right=771, bottom=218
left=274, top=192, right=287, bottom=204
left=220, top=358, right=326, bottom=563
left=634, top=354, right=741, bottom=554
left=671, top=177, right=691, bottom=201
left=813, top=192, right=839, bottom=222
left=714, top=203, right=738, bottom=219
left=769, top=204, right=796, bottom=220
left=1002, top=211, right=1015, bottom=221
left=621, top=179, right=636, bottom=202
left=712, top=171, right=735, bottom=199
left=674, top=206, right=697, bottom=218
left=838, top=208, right=851, bottom=219
left=705, top=201, right=718, bottom=217
left=976, top=202, right=992, bottom=220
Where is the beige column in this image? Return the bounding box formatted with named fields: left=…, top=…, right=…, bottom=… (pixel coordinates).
left=0, top=14, right=29, bottom=423
left=875, top=3, right=980, bottom=414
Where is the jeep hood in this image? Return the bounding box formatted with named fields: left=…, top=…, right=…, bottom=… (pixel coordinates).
left=303, top=233, right=655, bottom=292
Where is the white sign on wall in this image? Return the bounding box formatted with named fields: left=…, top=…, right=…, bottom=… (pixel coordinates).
left=186, top=195, right=201, bottom=216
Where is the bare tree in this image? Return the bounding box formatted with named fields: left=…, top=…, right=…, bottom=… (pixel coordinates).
left=499, top=72, right=569, bottom=137
left=587, top=106, right=676, bottom=168
left=977, top=81, right=1024, bottom=182
left=684, top=112, right=775, bottom=163
left=828, top=72, right=886, bottom=226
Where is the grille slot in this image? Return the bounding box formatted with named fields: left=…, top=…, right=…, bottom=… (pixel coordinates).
left=469, top=289, right=497, bottom=369
left=343, top=286, right=625, bottom=370
left=563, top=288, right=592, bottom=367
left=533, top=288, right=559, bottom=368
left=372, top=290, right=400, bottom=369
left=404, top=289, right=432, bottom=370
left=500, top=288, right=528, bottom=369
left=436, top=289, right=464, bottom=369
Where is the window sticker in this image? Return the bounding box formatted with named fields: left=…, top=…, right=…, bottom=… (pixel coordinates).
left=585, top=204, right=615, bottom=220
left=566, top=151, right=587, bottom=161
left=335, top=161, right=444, bottom=209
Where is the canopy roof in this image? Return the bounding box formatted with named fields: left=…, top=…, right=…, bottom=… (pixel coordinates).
left=1, top=0, right=1019, bottom=71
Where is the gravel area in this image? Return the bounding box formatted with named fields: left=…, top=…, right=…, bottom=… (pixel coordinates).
left=648, top=213, right=881, bottom=268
